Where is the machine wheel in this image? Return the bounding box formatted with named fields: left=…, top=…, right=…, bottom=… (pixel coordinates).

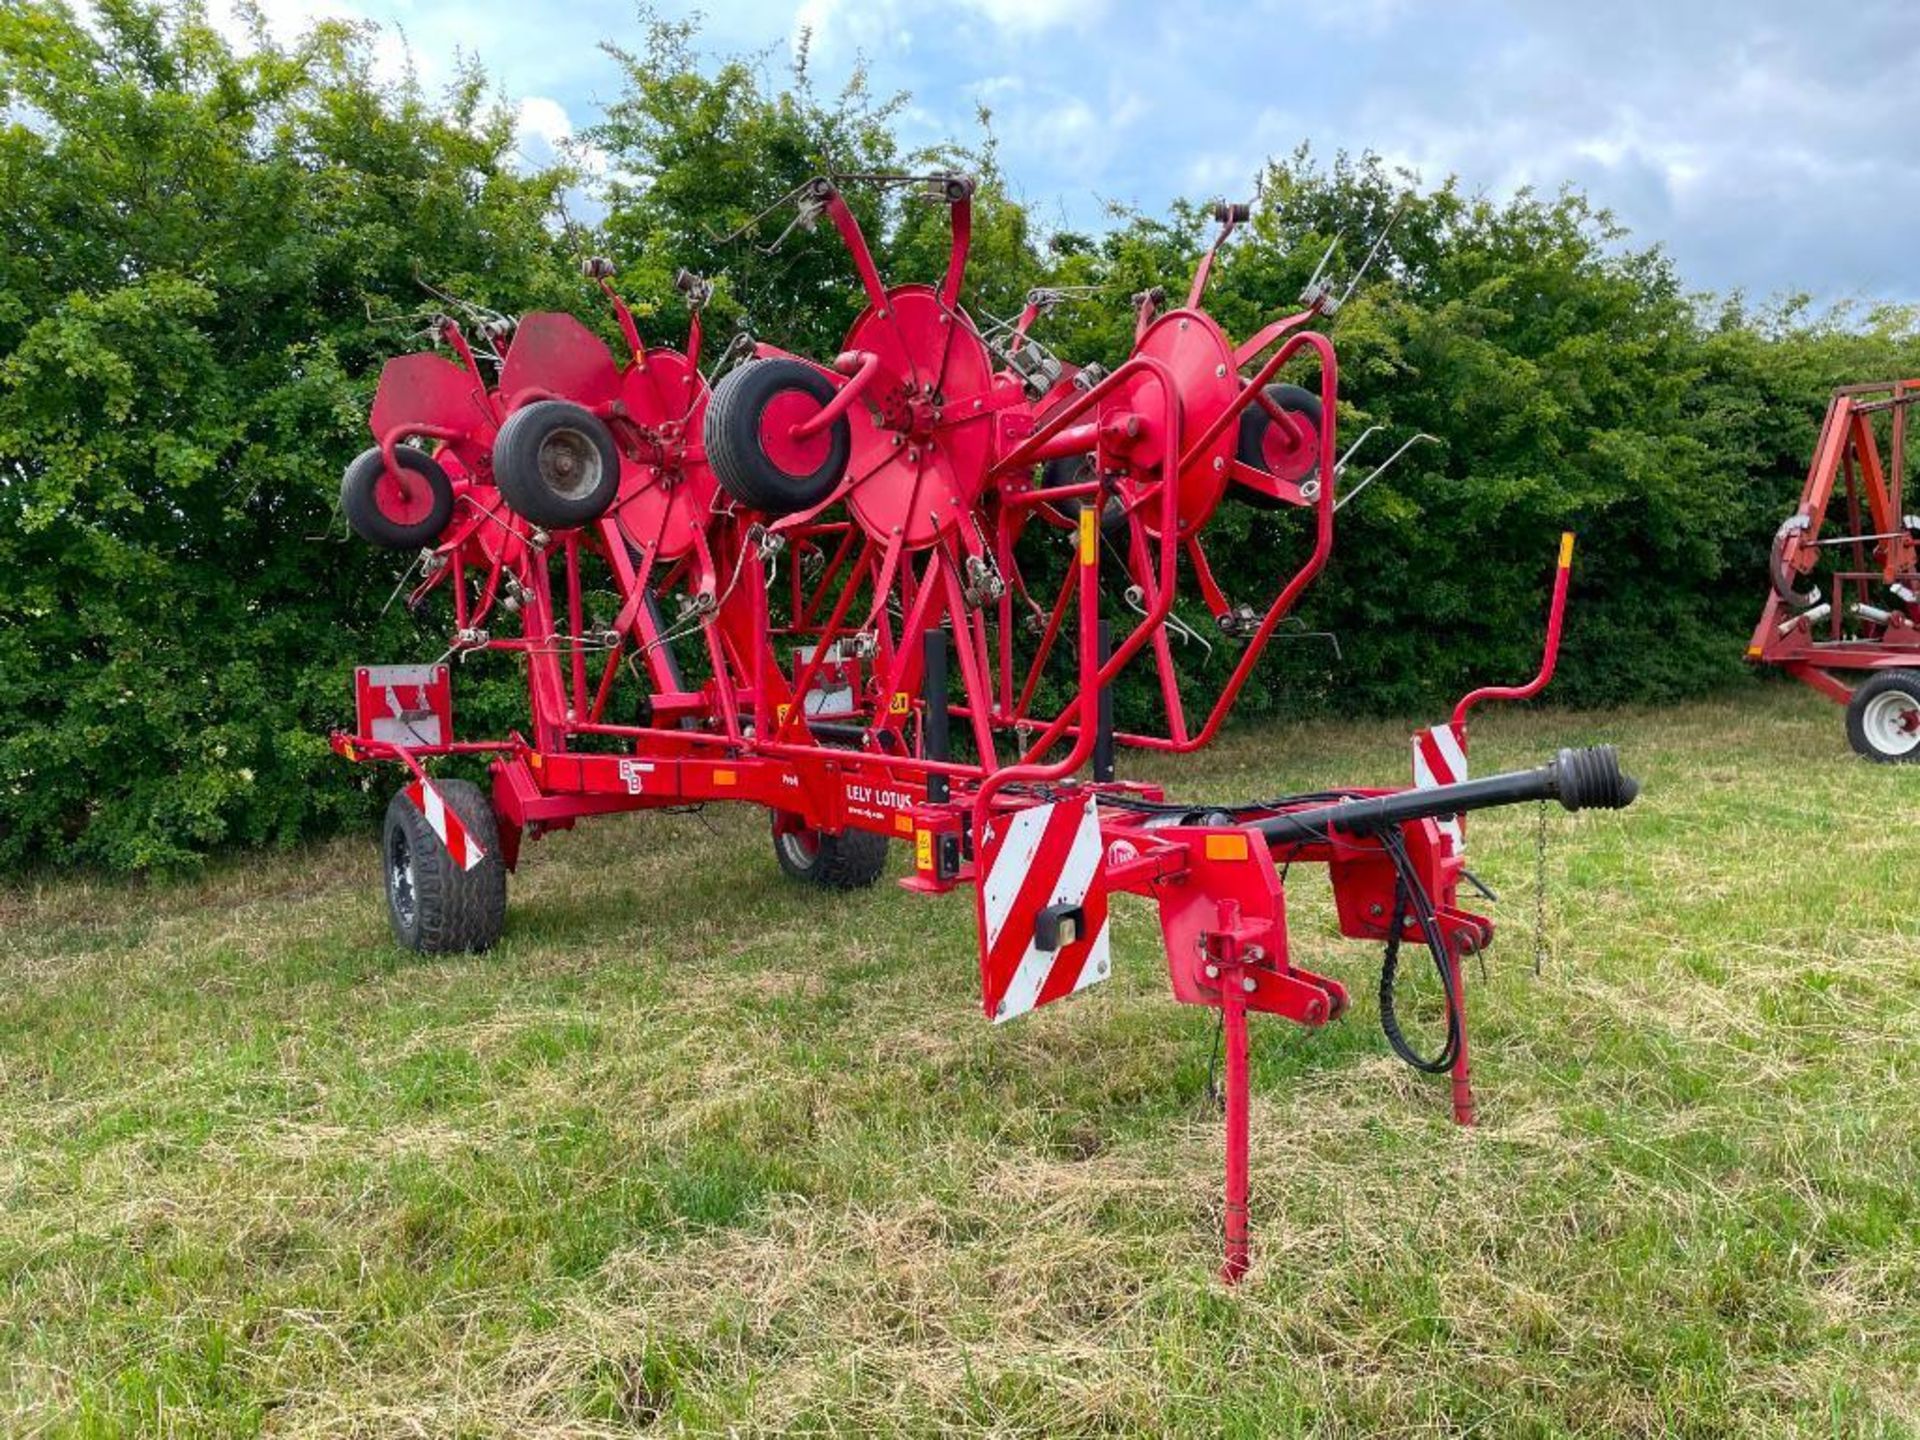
left=340, top=445, right=455, bottom=549
left=381, top=779, right=508, bottom=952
left=704, top=359, right=852, bottom=514
left=1845, top=670, right=1920, bottom=763
left=1041, top=455, right=1128, bottom=535
left=1232, top=383, right=1322, bottom=510
left=493, top=400, right=621, bottom=529
left=771, top=814, right=889, bottom=889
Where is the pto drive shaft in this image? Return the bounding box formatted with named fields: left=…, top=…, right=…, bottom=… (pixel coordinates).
left=1258, top=744, right=1640, bottom=842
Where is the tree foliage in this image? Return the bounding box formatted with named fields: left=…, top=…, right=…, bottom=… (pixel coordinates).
left=2, top=4, right=1915, bottom=871
left=0, top=0, right=579, bottom=868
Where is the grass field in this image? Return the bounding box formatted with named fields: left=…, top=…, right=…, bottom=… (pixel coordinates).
left=3, top=687, right=1918, bottom=1438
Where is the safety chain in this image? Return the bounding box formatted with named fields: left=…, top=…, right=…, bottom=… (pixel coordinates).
left=1533, top=798, right=1550, bottom=975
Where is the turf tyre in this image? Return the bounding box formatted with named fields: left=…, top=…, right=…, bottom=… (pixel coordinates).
left=340, top=445, right=456, bottom=549
left=771, top=814, right=889, bottom=889
left=1232, top=383, right=1322, bottom=511
left=704, top=359, right=852, bottom=514
left=381, top=778, right=508, bottom=952
left=493, top=400, right=621, bottom=529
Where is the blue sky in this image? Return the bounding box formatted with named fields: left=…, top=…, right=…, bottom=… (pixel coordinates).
left=227, top=0, right=1920, bottom=303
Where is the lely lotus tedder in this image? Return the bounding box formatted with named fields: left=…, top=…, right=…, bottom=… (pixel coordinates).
left=330, top=176, right=1640, bottom=1280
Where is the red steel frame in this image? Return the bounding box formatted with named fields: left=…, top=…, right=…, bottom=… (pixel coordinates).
left=332, top=178, right=1601, bottom=1281
left=1749, top=380, right=1920, bottom=704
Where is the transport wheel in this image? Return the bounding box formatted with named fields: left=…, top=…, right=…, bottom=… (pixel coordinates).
left=1845, top=670, right=1920, bottom=763
left=1041, top=455, right=1128, bottom=535
left=770, top=813, right=889, bottom=889
left=1232, top=383, right=1322, bottom=510
left=493, top=400, right=621, bottom=529
left=340, top=444, right=455, bottom=549
left=381, top=778, right=508, bottom=952
left=704, top=359, right=852, bottom=514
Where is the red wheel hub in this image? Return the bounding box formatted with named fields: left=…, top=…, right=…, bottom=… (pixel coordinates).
left=1261, top=411, right=1318, bottom=483
left=759, top=389, right=836, bottom=476
left=374, top=460, right=437, bottom=524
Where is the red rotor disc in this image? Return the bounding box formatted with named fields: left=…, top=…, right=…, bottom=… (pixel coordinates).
left=1100, top=309, right=1239, bottom=536
left=610, top=348, right=716, bottom=564
left=839, top=285, right=995, bottom=549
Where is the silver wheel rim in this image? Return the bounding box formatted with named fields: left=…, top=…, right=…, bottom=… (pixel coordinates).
left=537, top=427, right=604, bottom=500
left=1862, top=689, right=1920, bottom=756
left=388, top=827, right=418, bottom=929
left=777, top=829, right=820, bottom=869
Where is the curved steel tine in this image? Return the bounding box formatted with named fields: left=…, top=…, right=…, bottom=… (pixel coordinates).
left=1334, top=433, right=1441, bottom=513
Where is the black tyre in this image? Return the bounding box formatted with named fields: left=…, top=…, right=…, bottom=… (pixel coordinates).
left=1041, top=455, right=1127, bottom=536
left=340, top=445, right=456, bottom=549
left=381, top=778, right=508, bottom=952
left=704, top=359, right=852, bottom=514
left=1232, top=383, right=1323, bottom=511
left=1845, top=669, right=1920, bottom=763
left=493, top=400, right=621, bottom=529
left=771, top=814, right=889, bottom=889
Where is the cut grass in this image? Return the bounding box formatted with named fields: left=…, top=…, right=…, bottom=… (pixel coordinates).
left=2, top=686, right=1918, bottom=1437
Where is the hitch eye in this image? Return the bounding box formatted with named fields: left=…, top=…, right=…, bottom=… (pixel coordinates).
left=1034, top=902, right=1086, bottom=952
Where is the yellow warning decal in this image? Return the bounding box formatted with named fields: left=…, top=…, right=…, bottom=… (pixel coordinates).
left=915, top=829, right=934, bottom=870
left=775, top=702, right=792, bottom=725
left=888, top=691, right=911, bottom=716
left=1205, top=832, right=1250, bottom=862
left=1558, top=532, right=1576, bottom=569
left=1079, top=505, right=1098, bottom=566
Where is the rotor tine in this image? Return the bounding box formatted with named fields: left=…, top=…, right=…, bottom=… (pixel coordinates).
left=1333, top=424, right=1386, bottom=477
left=1337, top=197, right=1409, bottom=308
left=1303, top=231, right=1344, bottom=291
left=703, top=178, right=818, bottom=247
left=1334, top=432, right=1440, bottom=513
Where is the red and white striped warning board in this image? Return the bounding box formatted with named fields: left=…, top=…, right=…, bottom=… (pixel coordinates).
left=976, top=795, right=1112, bottom=1023
left=405, top=779, right=487, bottom=870
left=1411, top=723, right=1467, bottom=854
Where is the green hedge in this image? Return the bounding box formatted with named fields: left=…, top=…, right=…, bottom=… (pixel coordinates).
left=2, top=6, right=1914, bottom=871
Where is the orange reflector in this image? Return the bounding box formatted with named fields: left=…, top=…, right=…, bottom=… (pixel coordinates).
left=714, top=768, right=737, bottom=786
left=895, top=813, right=915, bottom=834
left=1205, top=833, right=1250, bottom=862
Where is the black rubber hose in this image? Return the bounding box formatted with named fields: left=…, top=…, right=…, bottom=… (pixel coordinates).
left=1375, top=829, right=1461, bottom=1074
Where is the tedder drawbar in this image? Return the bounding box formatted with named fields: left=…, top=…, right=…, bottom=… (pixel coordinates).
left=330, top=177, right=1640, bottom=1281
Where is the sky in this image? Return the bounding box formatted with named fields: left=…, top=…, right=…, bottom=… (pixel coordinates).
left=223, top=0, right=1920, bottom=304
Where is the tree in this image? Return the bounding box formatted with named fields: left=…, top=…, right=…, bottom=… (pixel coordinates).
left=0, top=0, right=579, bottom=868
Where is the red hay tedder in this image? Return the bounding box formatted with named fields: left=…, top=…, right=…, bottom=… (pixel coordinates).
left=1749, top=380, right=1920, bottom=761
left=329, top=175, right=1640, bottom=1281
